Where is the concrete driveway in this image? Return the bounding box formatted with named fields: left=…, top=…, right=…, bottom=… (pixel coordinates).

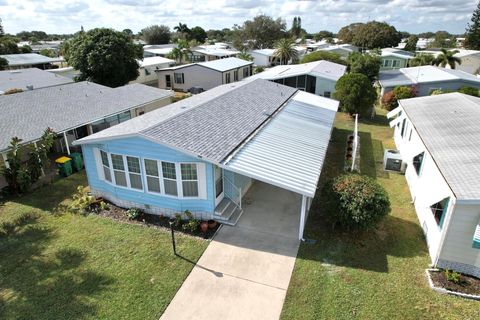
left=160, top=181, right=301, bottom=320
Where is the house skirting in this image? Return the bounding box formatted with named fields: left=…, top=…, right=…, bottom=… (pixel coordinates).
left=90, top=189, right=214, bottom=221
left=437, top=259, right=480, bottom=278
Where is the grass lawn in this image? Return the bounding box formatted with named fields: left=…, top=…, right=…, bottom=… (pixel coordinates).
left=281, top=110, right=480, bottom=319
left=0, top=172, right=208, bottom=320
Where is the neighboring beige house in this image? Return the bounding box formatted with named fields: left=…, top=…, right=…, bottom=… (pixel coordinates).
left=156, top=57, right=253, bottom=92
left=422, top=49, right=480, bottom=75
left=130, top=56, right=175, bottom=86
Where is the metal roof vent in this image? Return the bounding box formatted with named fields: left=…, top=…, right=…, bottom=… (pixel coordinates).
left=26, top=85, right=34, bottom=90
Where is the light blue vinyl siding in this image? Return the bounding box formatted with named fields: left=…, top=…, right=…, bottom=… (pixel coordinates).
left=82, top=136, right=215, bottom=213
left=224, top=170, right=252, bottom=199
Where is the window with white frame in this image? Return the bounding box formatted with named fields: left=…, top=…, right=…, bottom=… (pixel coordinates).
left=126, top=156, right=142, bottom=190
left=162, top=161, right=178, bottom=196
left=111, top=154, right=127, bottom=187
left=174, top=72, right=184, bottom=84
left=181, top=163, right=198, bottom=197
left=144, top=159, right=161, bottom=193
left=100, top=150, right=112, bottom=182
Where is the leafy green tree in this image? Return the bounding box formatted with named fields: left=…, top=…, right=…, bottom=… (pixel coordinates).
left=428, top=31, right=456, bottom=48
left=141, top=25, right=171, bottom=44
left=290, top=16, right=302, bottom=38
left=174, top=22, right=190, bottom=40
left=39, top=48, right=56, bottom=58
left=333, top=73, right=377, bottom=116
left=167, top=39, right=191, bottom=64
left=434, top=48, right=462, bottom=69
left=404, top=35, right=418, bottom=52
left=0, top=57, right=8, bottom=70
left=458, top=86, right=479, bottom=97
left=301, top=50, right=347, bottom=65
left=20, top=45, right=32, bottom=53
left=324, top=174, right=390, bottom=230
left=338, top=21, right=401, bottom=49
left=233, top=15, right=286, bottom=49
left=347, top=52, right=381, bottom=82
left=466, top=1, right=480, bottom=49
left=0, top=36, right=19, bottom=54
left=314, top=30, right=334, bottom=41
left=409, top=53, right=435, bottom=67
left=237, top=50, right=253, bottom=61
left=273, top=38, right=298, bottom=65
left=393, top=86, right=416, bottom=100
left=65, top=28, right=142, bottom=87
left=189, top=26, right=207, bottom=43
left=0, top=18, right=4, bottom=37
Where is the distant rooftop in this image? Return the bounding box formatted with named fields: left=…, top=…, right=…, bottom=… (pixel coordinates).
left=247, top=60, right=347, bottom=82
left=381, top=48, right=414, bottom=59
left=379, top=66, right=480, bottom=88
left=251, top=49, right=276, bottom=56
left=138, top=56, right=175, bottom=68
left=192, top=46, right=240, bottom=57
left=0, top=68, right=73, bottom=93
left=0, top=82, right=173, bottom=152
left=0, top=53, right=64, bottom=67
left=399, top=93, right=480, bottom=200
left=157, top=57, right=253, bottom=73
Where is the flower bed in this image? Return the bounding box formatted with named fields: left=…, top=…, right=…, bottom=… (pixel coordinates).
left=426, top=268, right=480, bottom=300
left=96, top=201, right=220, bottom=240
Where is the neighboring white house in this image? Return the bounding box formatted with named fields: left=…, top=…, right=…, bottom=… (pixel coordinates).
left=246, top=60, right=347, bottom=98
left=190, top=44, right=239, bottom=62
left=318, top=44, right=359, bottom=58
left=378, top=66, right=480, bottom=96
left=156, top=57, right=253, bottom=92
left=250, top=49, right=277, bottom=67
left=130, top=56, right=175, bottom=86
left=306, top=40, right=330, bottom=52
left=380, top=48, right=414, bottom=70
left=0, top=53, right=65, bottom=70
left=387, top=93, right=480, bottom=277
left=421, top=49, right=480, bottom=75
left=143, top=44, right=177, bottom=58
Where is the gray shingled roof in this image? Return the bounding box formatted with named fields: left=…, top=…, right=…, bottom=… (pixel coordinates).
left=0, top=82, right=173, bottom=152
left=142, top=79, right=297, bottom=163
left=0, top=68, right=73, bottom=93
left=400, top=92, right=480, bottom=200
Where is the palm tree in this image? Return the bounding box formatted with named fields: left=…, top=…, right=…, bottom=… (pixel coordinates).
left=273, top=38, right=298, bottom=65
left=174, top=22, right=190, bottom=39
left=434, top=49, right=462, bottom=69
left=237, top=50, right=253, bottom=61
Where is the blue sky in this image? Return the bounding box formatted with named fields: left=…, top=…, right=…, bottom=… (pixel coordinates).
left=0, top=0, right=476, bottom=35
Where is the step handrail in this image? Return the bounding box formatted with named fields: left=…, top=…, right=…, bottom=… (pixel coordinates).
left=223, top=175, right=242, bottom=209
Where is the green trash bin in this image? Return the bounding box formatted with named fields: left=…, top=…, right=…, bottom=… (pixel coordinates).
left=55, top=156, right=73, bottom=177
left=70, top=152, right=84, bottom=172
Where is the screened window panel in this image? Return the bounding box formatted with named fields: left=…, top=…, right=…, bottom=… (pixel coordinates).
left=297, top=75, right=306, bottom=88
left=147, top=176, right=161, bottom=193
left=164, top=180, right=178, bottom=196
left=103, top=166, right=112, bottom=182
left=111, top=154, right=124, bottom=170
left=162, top=162, right=176, bottom=179
left=181, top=163, right=197, bottom=180
left=144, top=159, right=159, bottom=176
left=114, top=171, right=127, bottom=187
left=100, top=150, right=110, bottom=167
left=182, top=181, right=198, bottom=197
left=129, top=173, right=143, bottom=190
left=127, top=156, right=141, bottom=173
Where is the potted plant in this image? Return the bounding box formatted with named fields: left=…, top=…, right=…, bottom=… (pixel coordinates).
left=200, top=221, right=208, bottom=232
left=208, top=219, right=218, bottom=229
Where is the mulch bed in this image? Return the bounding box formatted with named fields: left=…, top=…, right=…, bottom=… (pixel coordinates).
left=96, top=201, right=220, bottom=240
left=429, top=269, right=480, bottom=296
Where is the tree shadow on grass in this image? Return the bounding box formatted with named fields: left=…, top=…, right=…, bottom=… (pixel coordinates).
left=302, top=122, right=426, bottom=273
left=0, top=211, right=113, bottom=320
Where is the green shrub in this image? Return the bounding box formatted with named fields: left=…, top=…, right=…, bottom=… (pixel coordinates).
left=173, top=213, right=183, bottom=227
left=334, top=73, right=377, bottom=116
left=324, top=174, right=390, bottom=229
left=126, top=208, right=142, bottom=220
left=301, top=50, right=347, bottom=65
left=68, top=186, right=96, bottom=215
left=182, top=210, right=199, bottom=232
left=381, top=91, right=397, bottom=111
left=458, top=86, right=480, bottom=97
left=393, top=86, right=416, bottom=100
left=444, top=269, right=461, bottom=284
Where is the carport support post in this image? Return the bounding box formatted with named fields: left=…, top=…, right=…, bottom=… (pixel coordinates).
left=1, top=152, right=9, bottom=169
left=63, top=132, right=71, bottom=155
left=299, top=195, right=307, bottom=240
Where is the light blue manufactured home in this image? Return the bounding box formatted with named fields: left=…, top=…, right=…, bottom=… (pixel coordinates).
left=74, top=79, right=338, bottom=239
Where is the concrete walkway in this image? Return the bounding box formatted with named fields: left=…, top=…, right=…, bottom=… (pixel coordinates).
left=160, top=182, right=301, bottom=320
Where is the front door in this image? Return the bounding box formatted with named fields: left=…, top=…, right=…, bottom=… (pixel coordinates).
left=214, top=166, right=224, bottom=206
left=165, top=74, right=172, bottom=88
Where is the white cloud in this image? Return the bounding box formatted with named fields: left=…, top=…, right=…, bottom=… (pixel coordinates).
left=0, top=0, right=475, bottom=34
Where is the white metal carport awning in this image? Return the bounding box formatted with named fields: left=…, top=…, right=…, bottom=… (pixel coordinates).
left=223, top=91, right=338, bottom=198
